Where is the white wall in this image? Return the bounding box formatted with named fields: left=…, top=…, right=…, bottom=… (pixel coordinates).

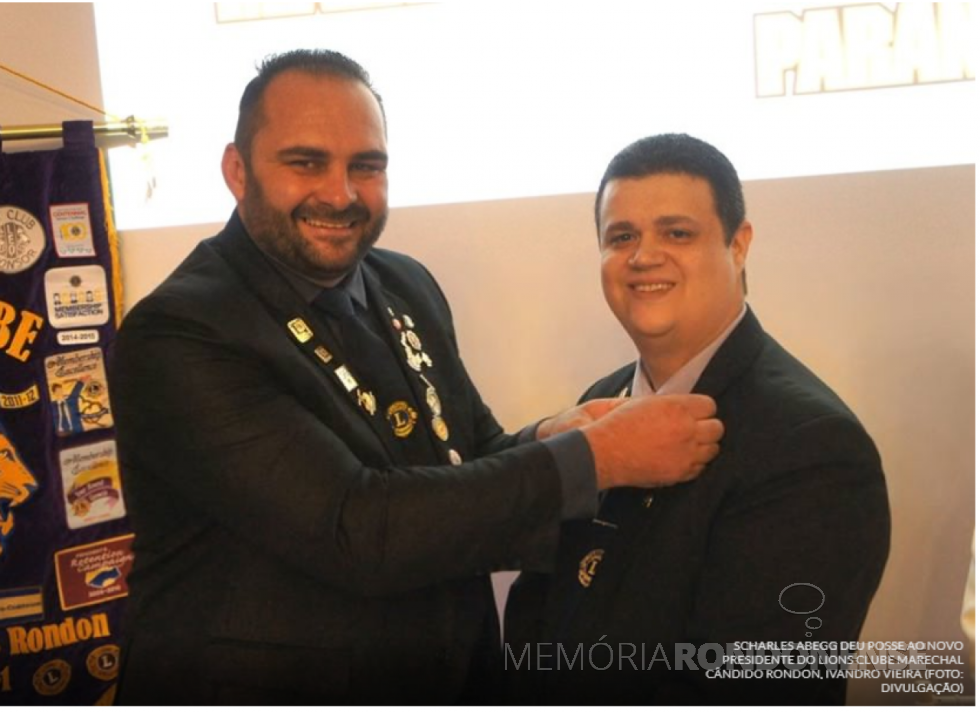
left=2, top=4, right=974, bottom=705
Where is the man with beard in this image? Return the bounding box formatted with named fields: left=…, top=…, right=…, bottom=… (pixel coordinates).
left=108, top=50, right=723, bottom=704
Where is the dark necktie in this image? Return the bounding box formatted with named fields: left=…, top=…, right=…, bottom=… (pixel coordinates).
left=312, top=287, right=435, bottom=464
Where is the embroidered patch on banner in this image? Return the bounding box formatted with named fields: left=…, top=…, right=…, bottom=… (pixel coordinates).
left=0, top=425, right=39, bottom=561
left=0, top=384, right=41, bottom=409
left=0, top=205, right=47, bottom=274
left=86, top=645, right=121, bottom=682
left=44, top=265, right=111, bottom=329
left=0, top=299, right=45, bottom=364
left=54, top=535, right=135, bottom=611
left=56, top=329, right=100, bottom=347
left=58, top=440, right=126, bottom=530
left=0, top=586, right=45, bottom=625
left=33, top=659, right=72, bottom=696
left=50, top=203, right=96, bottom=258
left=44, top=348, right=114, bottom=437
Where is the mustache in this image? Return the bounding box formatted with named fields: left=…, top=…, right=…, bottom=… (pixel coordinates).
left=294, top=204, right=371, bottom=223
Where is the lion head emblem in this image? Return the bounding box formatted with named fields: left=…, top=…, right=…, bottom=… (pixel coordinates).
left=0, top=422, right=39, bottom=559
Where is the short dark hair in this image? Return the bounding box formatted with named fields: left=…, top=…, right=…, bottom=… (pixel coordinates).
left=234, top=49, right=385, bottom=163
left=594, top=133, right=745, bottom=245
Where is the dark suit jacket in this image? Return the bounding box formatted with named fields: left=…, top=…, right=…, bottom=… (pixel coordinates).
left=108, top=214, right=564, bottom=704
left=506, top=308, right=890, bottom=705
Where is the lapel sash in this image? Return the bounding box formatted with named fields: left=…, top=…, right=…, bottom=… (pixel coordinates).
left=366, top=271, right=466, bottom=466
left=210, top=223, right=463, bottom=466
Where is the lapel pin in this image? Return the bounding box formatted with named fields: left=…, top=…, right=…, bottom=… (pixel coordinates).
left=578, top=548, right=605, bottom=588
left=386, top=401, right=418, bottom=438
left=357, top=389, right=377, bottom=416
left=287, top=318, right=314, bottom=343
left=432, top=416, right=450, bottom=442
left=314, top=346, right=333, bottom=364
left=334, top=366, right=358, bottom=392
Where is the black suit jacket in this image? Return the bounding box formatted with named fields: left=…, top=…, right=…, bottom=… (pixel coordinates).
left=108, top=215, right=564, bottom=704
left=506, top=308, right=890, bottom=705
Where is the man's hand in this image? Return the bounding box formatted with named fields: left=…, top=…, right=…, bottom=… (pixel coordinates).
left=536, top=398, right=628, bottom=439
left=581, top=394, right=723, bottom=490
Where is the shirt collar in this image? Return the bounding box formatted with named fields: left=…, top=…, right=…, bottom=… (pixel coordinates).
left=245, top=228, right=368, bottom=310
left=630, top=304, right=747, bottom=397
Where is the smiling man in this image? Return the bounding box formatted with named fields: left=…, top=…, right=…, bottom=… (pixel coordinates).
left=505, top=134, right=891, bottom=705
left=108, top=54, right=725, bottom=704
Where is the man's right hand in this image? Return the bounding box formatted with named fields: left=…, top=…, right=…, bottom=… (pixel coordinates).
left=581, top=394, right=723, bottom=490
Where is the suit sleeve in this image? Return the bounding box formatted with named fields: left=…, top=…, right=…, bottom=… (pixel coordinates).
left=109, top=305, right=563, bottom=598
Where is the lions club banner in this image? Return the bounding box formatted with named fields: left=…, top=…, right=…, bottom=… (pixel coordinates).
left=0, top=122, right=131, bottom=704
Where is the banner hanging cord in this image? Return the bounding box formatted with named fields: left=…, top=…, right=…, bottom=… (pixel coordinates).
left=0, top=61, right=122, bottom=122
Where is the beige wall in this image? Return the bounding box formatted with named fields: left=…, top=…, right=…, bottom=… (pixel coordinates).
left=2, top=3, right=974, bottom=704
left=0, top=3, right=104, bottom=149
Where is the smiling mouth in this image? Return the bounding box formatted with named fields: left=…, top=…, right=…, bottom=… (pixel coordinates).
left=302, top=216, right=357, bottom=230
left=632, top=282, right=674, bottom=293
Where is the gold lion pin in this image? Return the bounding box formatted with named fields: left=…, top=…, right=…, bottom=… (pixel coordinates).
left=386, top=401, right=418, bottom=438
left=578, top=548, right=605, bottom=588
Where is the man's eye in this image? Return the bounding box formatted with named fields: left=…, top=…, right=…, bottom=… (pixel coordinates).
left=607, top=233, right=634, bottom=245
left=667, top=229, right=692, bottom=240
left=0, top=448, right=14, bottom=462
left=351, top=163, right=384, bottom=175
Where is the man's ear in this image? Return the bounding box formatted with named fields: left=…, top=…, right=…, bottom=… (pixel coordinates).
left=221, top=143, right=247, bottom=202
left=731, top=220, right=753, bottom=271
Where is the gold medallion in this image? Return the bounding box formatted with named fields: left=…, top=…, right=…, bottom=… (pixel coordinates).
left=432, top=416, right=450, bottom=441
left=386, top=401, right=418, bottom=437
left=287, top=318, right=314, bottom=343
left=578, top=548, right=605, bottom=588
left=314, top=345, right=333, bottom=364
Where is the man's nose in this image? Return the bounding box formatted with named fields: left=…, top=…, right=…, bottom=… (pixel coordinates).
left=314, top=166, right=356, bottom=209
left=628, top=234, right=666, bottom=267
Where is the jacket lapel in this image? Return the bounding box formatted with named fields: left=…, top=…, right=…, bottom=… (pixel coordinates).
left=362, top=264, right=457, bottom=465
left=556, top=308, right=768, bottom=636
left=207, top=214, right=403, bottom=460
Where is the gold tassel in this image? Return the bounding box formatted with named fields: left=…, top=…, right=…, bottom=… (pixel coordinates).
left=98, top=150, right=125, bottom=325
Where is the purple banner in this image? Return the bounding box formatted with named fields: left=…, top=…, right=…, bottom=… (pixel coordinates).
left=0, top=122, right=130, bottom=704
